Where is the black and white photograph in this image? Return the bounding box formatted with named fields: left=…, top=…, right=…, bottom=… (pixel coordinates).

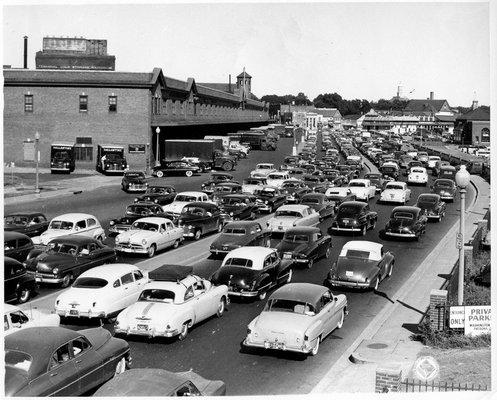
left=2, top=0, right=495, bottom=397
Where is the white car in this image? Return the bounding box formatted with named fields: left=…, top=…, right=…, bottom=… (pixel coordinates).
left=266, top=204, right=320, bottom=233
left=407, top=167, right=429, bottom=185
left=379, top=181, right=412, bottom=204
left=161, top=191, right=211, bottom=218
left=250, top=163, right=277, bottom=178
left=115, top=266, right=228, bottom=340
left=406, top=150, right=418, bottom=158
left=347, top=179, right=376, bottom=201
left=4, top=304, right=60, bottom=336
left=266, top=172, right=290, bottom=189
left=426, top=156, right=441, bottom=169
left=115, top=217, right=184, bottom=258
left=32, top=213, right=106, bottom=245
left=346, top=155, right=363, bottom=169
left=229, top=141, right=249, bottom=156
left=55, top=264, right=148, bottom=319
left=242, top=178, right=267, bottom=194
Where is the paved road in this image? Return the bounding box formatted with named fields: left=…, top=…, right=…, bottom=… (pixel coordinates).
left=10, top=136, right=475, bottom=395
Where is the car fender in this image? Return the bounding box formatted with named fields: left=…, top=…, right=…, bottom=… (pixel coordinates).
left=255, top=273, right=271, bottom=289
left=26, top=248, right=44, bottom=260
left=305, top=319, right=323, bottom=341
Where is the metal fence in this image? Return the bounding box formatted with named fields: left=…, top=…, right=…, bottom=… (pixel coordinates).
left=403, top=378, right=488, bottom=392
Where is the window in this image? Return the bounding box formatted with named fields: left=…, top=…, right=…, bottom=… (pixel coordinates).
left=133, top=270, right=144, bottom=281
left=76, top=220, right=86, bottom=229
left=87, top=218, right=96, bottom=227
left=75, top=146, right=93, bottom=162
left=184, top=286, right=194, bottom=301
left=113, top=279, right=121, bottom=288
left=10, top=311, right=29, bottom=326
left=18, top=238, right=31, bottom=248
left=176, top=382, right=201, bottom=397
left=108, top=95, right=117, bottom=112
left=50, top=343, right=71, bottom=369
left=481, top=128, right=490, bottom=142
left=72, top=337, right=90, bottom=356
left=121, top=273, right=134, bottom=285
left=76, top=137, right=92, bottom=145
left=4, top=315, right=9, bottom=331
left=79, top=95, right=88, bottom=112
left=24, top=95, right=33, bottom=112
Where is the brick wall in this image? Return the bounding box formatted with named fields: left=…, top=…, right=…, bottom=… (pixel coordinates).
left=375, top=364, right=402, bottom=393
left=3, top=86, right=151, bottom=170
left=429, top=289, right=448, bottom=331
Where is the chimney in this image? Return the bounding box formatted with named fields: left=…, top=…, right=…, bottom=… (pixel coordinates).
left=23, top=36, right=28, bottom=69
left=430, top=91, right=434, bottom=100
left=228, top=74, right=232, bottom=93
left=472, top=100, right=479, bottom=110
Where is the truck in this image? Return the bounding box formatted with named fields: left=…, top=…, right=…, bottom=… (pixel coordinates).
left=50, top=143, right=75, bottom=174
left=164, top=139, right=236, bottom=171
left=96, top=144, right=128, bottom=174
left=229, top=131, right=277, bottom=151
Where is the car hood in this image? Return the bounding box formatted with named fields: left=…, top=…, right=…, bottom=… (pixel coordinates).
left=117, top=230, right=157, bottom=243
left=276, top=241, right=308, bottom=254
left=336, top=258, right=377, bottom=280
left=4, top=367, right=29, bottom=396
left=114, top=215, right=140, bottom=225
left=162, top=201, right=188, bottom=214
left=211, top=234, right=247, bottom=248
left=29, top=253, right=76, bottom=271
left=212, top=266, right=259, bottom=286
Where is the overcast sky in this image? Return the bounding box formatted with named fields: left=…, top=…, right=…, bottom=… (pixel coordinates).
left=2, top=1, right=492, bottom=107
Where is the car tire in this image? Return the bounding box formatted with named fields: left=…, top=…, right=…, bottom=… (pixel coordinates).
left=388, top=263, right=394, bottom=277
left=96, top=235, right=104, bottom=242
left=268, top=205, right=274, bottom=214
left=216, top=297, right=226, bottom=318
left=147, top=244, right=156, bottom=258
left=114, top=357, right=126, bottom=377
left=250, top=212, right=256, bottom=220
left=178, top=323, right=189, bottom=340
left=324, top=246, right=331, bottom=259
left=310, top=337, right=320, bottom=356
left=217, top=221, right=223, bottom=233
left=265, top=238, right=271, bottom=247
left=222, top=161, right=233, bottom=171
left=258, top=291, right=267, bottom=301
left=371, top=219, right=377, bottom=230
left=194, top=229, right=202, bottom=241
left=186, top=170, right=193, bottom=177
left=156, top=170, right=164, bottom=178
left=361, top=225, right=367, bottom=236
left=307, top=258, right=314, bottom=269
left=61, top=274, right=72, bottom=288
left=286, top=269, right=293, bottom=283
left=373, top=277, right=380, bottom=291
left=337, top=309, right=345, bottom=329
left=17, top=287, right=31, bottom=304
left=173, top=239, right=180, bottom=249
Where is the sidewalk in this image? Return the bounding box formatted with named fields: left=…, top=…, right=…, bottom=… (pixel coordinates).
left=312, top=174, right=490, bottom=393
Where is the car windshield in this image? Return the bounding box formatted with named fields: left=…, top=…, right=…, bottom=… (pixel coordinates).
left=223, top=227, right=247, bottom=235
left=344, top=249, right=370, bottom=259
left=215, top=186, right=233, bottom=193
left=275, top=210, right=303, bottom=218
left=411, top=169, right=425, bottom=173
left=106, top=153, right=122, bottom=161
left=268, top=174, right=284, bottom=180
left=256, top=189, right=275, bottom=197
left=5, top=216, right=29, bottom=225
left=126, top=205, right=153, bottom=215
left=302, top=198, right=320, bottom=204
left=175, top=195, right=198, bottom=202
left=182, top=207, right=205, bottom=216
left=224, top=258, right=253, bottom=268
left=244, top=179, right=262, bottom=185
left=381, top=167, right=396, bottom=172
left=257, top=165, right=272, bottom=169
left=338, top=206, right=361, bottom=217
left=49, top=220, right=73, bottom=230
left=223, top=198, right=246, bottom=206
left=125, top=172, right=144, bottom=178
left=392, top=211, right=414, bottom=220
left=283, top=234, right=309, bottom=242
left=73, top=277, right=108, bottom=288
left=53, top=151, right=70, bottom=160
left=418, top=197, right=437, bottom=206
left=386, top=184, right=404, bottom=190
left=131, top=222, right=159, bottom=231
left=148, top=187, right=171, bottom=194
left=264, top=299, right=316, bottom=315
left=349, top=181, right=365, bottom=187
left=435, top=181, right=452, bottom=188
left=5, top=350, right=32, bottom=373
left=46, top=242, right=79, bottom=255
left=139, top=289, right=175, bottom=303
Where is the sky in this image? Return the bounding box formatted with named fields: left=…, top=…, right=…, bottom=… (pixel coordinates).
left=2, top=1, right=493, bottom=107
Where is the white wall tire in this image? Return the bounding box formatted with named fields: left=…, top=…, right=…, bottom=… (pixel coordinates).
left=216, top=298, right=226, bottom=318
left=258, top=291, right=267, bottom=301
left=286, top=269, right=293, bottom=283
left=156, top=170, right=164, bottom=178
left=114, top=357, right=126, bottom=376
left=337, top=309, right=344, bottom=329
left=186, top=170, right=193, bottom=177
left=194, top=229, right=202, bottom=240
left=310, top=337, right=320, bottom=356
left=178, top=323, right=189, bottom=340
left=147, top=244, right=156, bottom=258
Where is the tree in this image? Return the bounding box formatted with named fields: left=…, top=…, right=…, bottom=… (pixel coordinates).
left=294, top=92, right=312, bottom=106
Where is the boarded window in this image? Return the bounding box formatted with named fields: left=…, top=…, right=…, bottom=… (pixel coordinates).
left=24, top=95, right=33, bottom=112
left=108, top=95, right=117, bottom=112
left=74, top=146, right=93, bottom=161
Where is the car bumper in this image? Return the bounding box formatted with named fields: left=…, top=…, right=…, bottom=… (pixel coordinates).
left=51, top=167, right=71, bottom=171
left=268, top=225, right=291, bottom=233
left=326, top=279, right=371, bottom=289
left=331, top=226, right=362, bottom=232
left=33, top=273, right=63, bottom=283
left=228, top=289, right=258, bottom=297
left=125, top=186, right=147, bottom=192
left=439, top=195, right=454, bottom=200
left=384, top=231, right=416, bottom=237
left=427, top=214, right=441, bottom=220
left=257, top=205, right=272, bottom=212
left=56, top=309, right=107, bottom=318
left=243, top=337, right=313, bottom=354
left=115, top=245, right=148, bottom=254
left=115, top=327, right=179, bottom=338
left=380, top=198, right=404, bottom=203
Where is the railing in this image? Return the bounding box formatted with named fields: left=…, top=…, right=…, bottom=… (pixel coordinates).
left=403, top=378, right=488, bottom=392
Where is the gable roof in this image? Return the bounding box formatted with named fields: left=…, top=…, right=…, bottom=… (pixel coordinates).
left=404, top=99, right=449, bottom=113
left=237, top=71, right=252, bottom=78
left=457, top=107, right=490, bottom=121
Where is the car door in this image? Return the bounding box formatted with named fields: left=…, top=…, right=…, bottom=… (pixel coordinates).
left=192, top=280, right=214, bottom=322
left=119, top=272, right=136, bottom=310
left=45, top=343, right=81, bottom=396
left=17, top=237, right=33, bottom=261
left=70, top=336, right=103, bottom=393
left=157, top=222, right=169, bottom=250
left=75, top=219, right=88, bottom=237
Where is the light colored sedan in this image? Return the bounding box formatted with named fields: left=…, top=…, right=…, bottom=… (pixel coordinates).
left=250, top=163, right=277, bottom=178
left=379, top=181, right=411, bottom=204
left=4, top=304, right=60, bottom=336
left=347, top=179, right=376, bottom=201
left=266, top=204, right=320, bottom=233
left=244, top=283, right=347, bottom=356
left=266, top=172, right=291, bottom=189
left=407, top=167, right=429, bottom=185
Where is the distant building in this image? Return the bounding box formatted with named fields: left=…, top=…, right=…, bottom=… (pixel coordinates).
left=198, top=70, right=257, bottom=102
left=403, top=93, right=456, bottom=134
left=453, top=105, right=490, bottom=145
left=279, top=105, right=342, bottom=129
left=362, top=112, right=419, bottom=134
left=35, top=36, right=116, bottom=71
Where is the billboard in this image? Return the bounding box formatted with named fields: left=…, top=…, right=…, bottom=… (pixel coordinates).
left=43, top=37, right=87, bottom=52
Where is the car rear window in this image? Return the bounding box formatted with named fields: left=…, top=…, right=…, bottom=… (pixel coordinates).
left=284, top=234, right=309, bottom=242
left=223, top=227, right=247, bottom=235
left=392, top=212, right=414, bottom=220
left=49, top=220, right=73, bottom=230
left=5, top=350, right=32, bottom=373
left=345, top=249, right=370, bottom=259
left=224, top=258, right=253, bottom=268
left=139, top=289, right=175, bottom=303
left=73, top=277, right=108, bottom=288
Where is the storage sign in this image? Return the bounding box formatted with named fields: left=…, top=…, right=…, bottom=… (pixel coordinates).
left=464, top=306, right=491, bottom=337
left=449, top=306, right=465, bottom=329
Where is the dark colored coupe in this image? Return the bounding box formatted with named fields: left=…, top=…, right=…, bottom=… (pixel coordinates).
left=153, top=160, right=200, bottom=178
left=416, top=193, right=446, bottom=221
left=383, top=206, right=427, bottom=240
left=177, top=202, right=231, bottom=240
left=329, top=201, right=378, bottom=236
left=24, top=235, right=117, bottom=288
left=4, top=231, right=34, bottom=262
left=275, top=227, right=331, bottom=268
left=109, top=202, right=167, bottom=236
left=219, top=194, right=259, bottom=220
left=210, top=221, right=271, bottom=257
left=300, top=193, right=335, bottom=221
left=281, top=179, right=311, bottom=203
left=5, top=326, right=131, bottom=396
left=134, top=185, right=176, bottom=205
left=93, top=369, right=226, bottom=397
left=254, top=186, right=287, bottom=213
left=302, top=174, right=328, bottom=190
left=211, top=182, right=243, bottom=204
left=4, top=212, right=49, bottom=237
left=364, top=173, right=385, bottom=193
left=201, top=172, right=234, bottom=195
left=4, top=257, right=37, bottom=304
left=322, top=169, right=344, bottom=186
left=431, top=179, right=457, bottom=202
left=120, top=171, right=147, bottom=192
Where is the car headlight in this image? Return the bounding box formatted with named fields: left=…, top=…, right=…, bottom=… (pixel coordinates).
left=134, top=198, right=138, bottom=202
left=142, top=239, right=147, bottom=245
left=52, top=267, right=59, bottom=275
left=188, top=225, right=193, bottom=229
left=109, top=220, right=115, bottom=226
left=264, top=200, right=268, bottom=204
left=230, top=212, right=234, bottom=216
left=115, top=236, right=121, bottom=243
left=154, top=199, right=158, bottom=203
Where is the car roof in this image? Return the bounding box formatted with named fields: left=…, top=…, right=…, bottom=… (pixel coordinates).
left=4, top=231, right=31, bottom=240
left=224, top=221, right=260, bottom=228
left=133, top=217, right=173, bottom=224
left=215, top=182, right=241, bottom=187
left=79, top=264, right=140, bottom=280
left=269, top=283, right=328, bottom=307
left=418, top=193, right=440, bottom=200
left=223, top=247, right=274, bottom=265
left=339, top=201, right=366, bottom=208
left=440, top=165, right=456, bottom=170
left=385, top=181, right=406, bottom=187
left=392, top=206, right=421, bottom=214
left=284, top=226, right=321, bottom=235
left=276, top=204, right=310, bottom=212
left=349, top=179, right=369, bottom=184
left=176, top=191, right=206, bottom=196
left=49, top=235, right=98, bottom=245
left=50, top=213, right=98, bottom=221
left=142, top=276, right=200, bottom=302
left=340, top=240, right=383, bottom=260
left=183, top=202, right=218, bottom=209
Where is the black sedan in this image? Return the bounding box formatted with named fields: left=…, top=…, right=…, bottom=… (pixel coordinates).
left=219, top=194, right=259, bottom=220
left=211, top=182, right=243, bottom=204
left=300, top=193, right=335, bottom=221
left=382, top=206, right=427, bottom=241
left=177, top=202, right=231, bottom=240
left=302, top=174, right=328, bottom=190
left=254, top=186, right=287, bottom=213
left=431, top=178, right=457, bottom=202
left=109, top=202, right=167, bottom=236
left=121, top=171, right=148, bottom=193
left=153, top=160, right=200, bottom=178
left=24, top=235, right=117, bottom=288
left=415, top=193, right=446, bottom=221
left=210, top=221, right=271, bottom=257
left=4, top=257, right=37, bottom=304
left=281, top=179, right=311, bottom=203
left=364, top=173, right=386, bottom=193
left=322, top=169, right=344, bottom=186
left=201, top=172, right=234, bottom=195
left=5, top=326, right=131, bottom=396
left=4, top=212, right=49, bottom=237
left=329, top=201, right=378, bottom=236
left=275, top=227, right=331, bottom=269
left=4, top=231, right=34, bottom=262
left=134, top=185, right=176, bottom=205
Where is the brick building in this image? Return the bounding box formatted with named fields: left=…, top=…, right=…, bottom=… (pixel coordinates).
left=453, top=105, right=490, bottom=145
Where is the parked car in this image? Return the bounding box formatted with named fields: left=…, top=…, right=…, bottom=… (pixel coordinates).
left=379, top=162, right=400, bottom=180
left=250, top=163, right=277, bottom=178
left=211, top=182, right=243, bottom=204
left=4, top=326, right=131, bottom=396
left=25, top=235, right=117, bottom=287
left=32, top=213, right=106, bottom=246
left=55, top=264, right=148, bottom=319
left=121, top=171, right=148, bottom=192
left=382, top=206, right=427, bottom=240
left=266, top=171, right=291, bottom=188
left=325, top=187, right=357, bottom=210
left=300, top=192, right=335, bottom=221
left=201, top=173, right=234, bottom=195
left=153, top=160, right=200, bottom=178
left=162, top=191, right=212, bottom=219
left=254, top=186, right=287, bottom=213
left=4, top=212, right=49, bottom=237
left=115, top=217, right=184, bottom=257
left=4, top=257, right=37, bottom=304
left=415, top=193, right=446, bottom=221
left=93, top=369, right=226, bottom=397
left=281, top=179, right=311, bottom=203
left=218, top=193, right=259, bottom=220
left=242, top=177, right=267, bottom=194
left=379, top=181, right=412, bottom=204
left=109, top=202, right=167, bottom=236
left=134, top=185, right=176, bottom=205
left=266, top=204, right=320, bottom=233
left=115, top=265, right=228, bottom=340
left=324, top=241, right=395, bottom=291
left=347, top=179, right=376, bottom=201
left=210, top=221, right=271, bottom=257
left=210, top=247, right=293, bottom=300
left=4, top=231, right=34, bottom=262
left=243, top=283, right=347, bottom=356
left=407, top=167, right=429, bottom=186
left=275, top=227, right=331, bottom=268
left=431, top=179, right=457, bottom=202
left=426, top=156, right=441, bottom=169
left=4, top=303, right=60, bottom=336
left=438, top=165, right=457, bottom=181
left=329, top=201, right=378, bottom=236
left=177, top=202, right=230, bottom=240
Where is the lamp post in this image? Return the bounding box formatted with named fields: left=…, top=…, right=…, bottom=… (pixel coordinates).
left=34, top=131, right=40, bottom=194
left=155, top=127, right=161, bottom=167
left=455, top=164, right=471, bottom=305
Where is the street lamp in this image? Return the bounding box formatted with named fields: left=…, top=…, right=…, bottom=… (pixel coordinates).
left=455, top=164, right=471, bottom=305
left=155, top=127, right=161, bottom=167
left=34, top=131, right=40, bottom=194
